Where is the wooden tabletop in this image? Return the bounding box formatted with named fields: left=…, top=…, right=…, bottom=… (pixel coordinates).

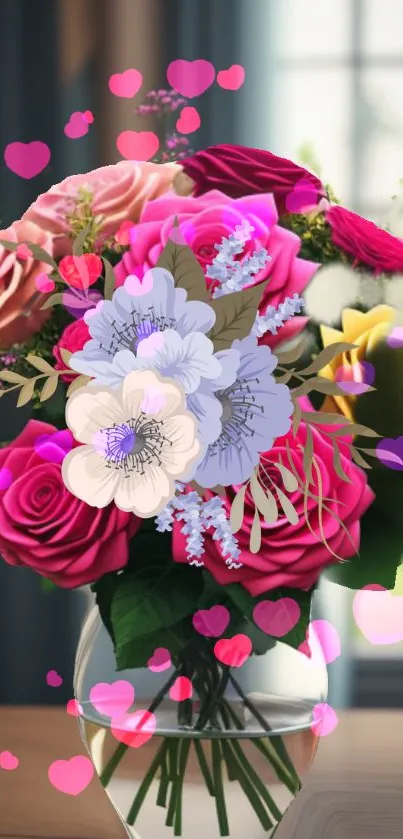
left=0, top=707, right=402, bottom=839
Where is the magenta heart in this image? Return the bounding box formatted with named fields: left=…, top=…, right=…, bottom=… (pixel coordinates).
left=35, top=430, right=73, bottom=464
left=90, top=679, right=135, bottom=718
left=147, top=647, right=172, bottom=673
left=109, top=68, right=143, bottom=98
left=116, top=130, right=159, bottom=161
left=167, top=59, right=215, bottom=98
left=253, top=598, right=301, bottom=637
left=387, top=326, right=403, bottom=349
left=66, top=699, right=83, bottom=717
left=169, top=676, right=193, bottom=702
left=35, top=272, right=55, bottom=294
left=193, top=605, right=230, bottom=638
left=111, top=710, right=156, bottom=748
left=353, top=587, right=403, bottom=644
left=4, top=141, right=51, bottom=179
left=285, top=179, right=319, bottom=214
left=48, top=755, right=94, bottom=795
left=64, top=112, right=89, bottom=140
left=176, top=106, right=201, bottom=135
left=46, top=669, right=63, bottom=688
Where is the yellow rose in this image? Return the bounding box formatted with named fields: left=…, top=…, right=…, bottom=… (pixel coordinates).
left=320, top=305, right=397, bottom=420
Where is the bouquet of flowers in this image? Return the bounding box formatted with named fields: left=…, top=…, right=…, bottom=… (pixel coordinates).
left=0, top=135, right=402, bottom=837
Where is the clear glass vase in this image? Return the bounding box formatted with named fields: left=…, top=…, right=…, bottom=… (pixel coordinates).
left=74, top=605, right=327, bottom=839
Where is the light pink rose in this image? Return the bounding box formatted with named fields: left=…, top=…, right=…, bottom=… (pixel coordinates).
left=115, top=190, right=319, bottom=346
left=23, top=160, right=182, bottom=257
left=0, top=220, right=54, bottom=348
left=173, top=417, right=375, bottom=595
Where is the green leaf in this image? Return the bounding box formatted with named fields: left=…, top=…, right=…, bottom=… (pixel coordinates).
left=40, top=293, right=65, bottom=310
left=102, top=257, right=116, bottom=301
left=115, top=627, right=186, bottom=671
left=40, top=375, right=59, bottom=402
left=72, top=223, right=92, bottom=257
left=208, top=281, right=268, bottom=351
left=224, top=583, right=312, bottom=651
left=110, top=564, right=203, bottom=663
left=354, top=339, right=403, bottom=439
left=156, top=234, right=211, bottom=304
left=40, top=578, right=57, bottom=593
left=324, top=507, right=403, bottom=589
left=92, top=573, right=120, bottom=644
left=26, top=354, right=55, bottom=374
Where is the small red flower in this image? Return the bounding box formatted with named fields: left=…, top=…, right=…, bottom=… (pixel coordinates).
left=59, top=253, right=102, bottom=290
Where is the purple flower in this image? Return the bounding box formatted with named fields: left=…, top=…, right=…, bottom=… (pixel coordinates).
left=194, top=337, right=294, bottom=488
left=376, top=437, right=403, bottom=471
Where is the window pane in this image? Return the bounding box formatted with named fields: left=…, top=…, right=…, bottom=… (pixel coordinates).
left=362, top=0, right=403, bottom=56
left=274, top=0, right=351, bottom=59
left=272, top=69, right=351, bottom=203
left=358, top=70, right=403, bottom=216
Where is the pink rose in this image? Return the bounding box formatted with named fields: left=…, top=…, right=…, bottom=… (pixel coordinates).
left=173, top=421, right=374, bottom=595
left=327, top=204, right=403, bottom=274
left=23, top=160, right=181, bottom=257
left=115, top=190, right=319, bottom=346
left=53, top=319, right=91, bottom=382
left=0, top=220, right=54, bottom=349
left=0, top=421, right=140, bottom=588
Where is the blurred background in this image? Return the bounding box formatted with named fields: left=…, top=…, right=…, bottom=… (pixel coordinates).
left=0, top=0, right=402, bottom=709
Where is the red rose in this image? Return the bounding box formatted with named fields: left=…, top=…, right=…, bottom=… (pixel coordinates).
left=53, top=319, right=90, bottom=382
left=178, top=145, right=326, bottom=216
left=173, top=421, right=374, bottom=596
left=327, top=205, right=403, bottom=274
left=59, top=253, right=102, bottom=290
left=0, top=421, right=140, bottom=588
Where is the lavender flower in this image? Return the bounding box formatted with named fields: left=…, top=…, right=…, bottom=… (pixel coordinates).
left=253, top=293, right=305, bottom=337
left=202, top=496, right=242, bottom=568
left=156, top=491, right=241, bottom=567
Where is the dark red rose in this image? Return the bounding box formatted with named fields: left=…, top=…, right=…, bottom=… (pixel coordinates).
left=53, top=318, right=90, bottom=382
left=179, top=144, right=326, bottom=216
left=327, top=205, right=403, bottom=274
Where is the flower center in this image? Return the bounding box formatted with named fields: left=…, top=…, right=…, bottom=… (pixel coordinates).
left=95, top=415, right=172, bottom=475
left=213, top=376, right=264, bottom=451
left=102, top=307, right=177, bottom=357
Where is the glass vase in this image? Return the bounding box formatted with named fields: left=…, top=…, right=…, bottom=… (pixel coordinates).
left=74, top=605, right=327, bottom=839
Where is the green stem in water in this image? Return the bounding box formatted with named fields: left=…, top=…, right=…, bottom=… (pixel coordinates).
left=100, top=667, right=179, bottom=787
left=220, top=739, right=273, bottom=832
left=156, top=741, right=170, bottom=808
left=166, top=739, right=180, bottom=828
left=228, top=673, right=301, bottom=793
left=211, top=739, right=230, bottom=837
left=126, top=740, right=166, bottom=826
left=174, top=739, right=192, bottom=837
left=193, top=740, right=215, bottom=797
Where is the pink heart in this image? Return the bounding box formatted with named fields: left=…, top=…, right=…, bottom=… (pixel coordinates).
left=0, top=750, right=19, bottom=771
left=35, top=430, right=73, bottom=464
left=311, top=703, right=338, bottom=737
left=353, top=586, right=403, bottom=645
left=116, top=130, right=159, bottom=162
left=147, top=647, right=172, bottom=673
left=112, top=710, right=156, bottom=748
left=48, top=755, right=94, bottom=795
left=109, top=69, right=143, bottom=98
left=64, top=112, right=89, bottom=140
left=169, top=676, right=193, bottom=702
left=89, top=679, right=135, bottom=718
left=217, top=64, right=245, bottom=91
left=176, top=106, right=201, bottom=135
left=35, top=272, right=55, bottom=294
left=192, top=605, right=230, bottom=638
left=83, top=110, right=94, bottom=124
left=253, top=598, right=301, bottom=637
left=16, top=243, right=33, bottom=259
left=214, top=634, right=252, bottom=668
left=285, top=178, right=320, bottom=214
left=4, top=141, right=51, bottom=179
left=167, top=59, right=215, bottom=98
left=46, top=669, right=63, bottom=688
left=66, top=699, right=83, bottom=717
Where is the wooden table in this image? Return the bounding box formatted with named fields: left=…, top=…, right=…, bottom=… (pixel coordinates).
left=0, top=708, right=402, bottom=839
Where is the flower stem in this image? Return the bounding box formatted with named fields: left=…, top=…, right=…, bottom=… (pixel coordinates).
left=220, top=739, right=273, bottom=832
left=174, top=739, right=191, bottom=836
left=211, top=739, right=230, bottom=836
left=193, top=740, right=215, bottom=796
left=100, top=668, right=180, bottom=787
left=126, top=740, right=166, bottom=826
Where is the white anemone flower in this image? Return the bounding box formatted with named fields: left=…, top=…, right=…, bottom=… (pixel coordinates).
left=62, top=369, right=202, bottom=518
